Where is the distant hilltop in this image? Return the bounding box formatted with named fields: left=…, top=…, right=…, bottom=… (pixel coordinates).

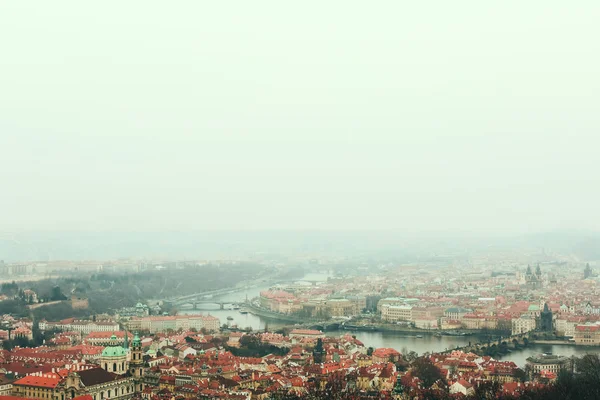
left=1, top=230, right=600, bottom=262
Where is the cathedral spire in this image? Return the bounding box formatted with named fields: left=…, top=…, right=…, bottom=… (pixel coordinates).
left=124, top=330, right=129, bottom=349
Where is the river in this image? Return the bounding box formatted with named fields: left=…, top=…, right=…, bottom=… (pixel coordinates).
left=180, top=272, right=600, bottom=367
left=179, top=271, right=333, bottom=330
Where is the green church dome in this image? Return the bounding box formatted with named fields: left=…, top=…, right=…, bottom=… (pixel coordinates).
left=102, top=345, right=127, bottom=358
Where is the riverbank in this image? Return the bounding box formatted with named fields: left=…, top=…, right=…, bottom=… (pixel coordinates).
left=336, top=321, right=502, bottom=337
left=532, top=339, right=572, bottom=345
left=529, top=339, right=600, bottom=348
left=243, top=303, right=309, bottom=324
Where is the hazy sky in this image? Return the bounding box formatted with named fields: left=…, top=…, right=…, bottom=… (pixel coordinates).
left=1, top=2, right=599, bottom=234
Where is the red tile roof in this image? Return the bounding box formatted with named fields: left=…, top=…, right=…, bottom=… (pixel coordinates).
left=457, top=379, right=472, bottom=388
left=576, top=325, right=600, bottom=332
left=72, top=396, right=93, bottom=400
left=13, top=374, right=61, bottom=389
left=372, top=348, right=401, bottom=358
left=289, top=329, right=323, bottom=335
left=85, top=331, right=132, bottom=339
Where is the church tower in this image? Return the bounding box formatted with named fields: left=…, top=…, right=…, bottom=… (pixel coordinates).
left=129, top=332, right=144, bottom=392
left=525, top=264, right=542, bottom=289
left=584, top=263, right=593, bottom=279
left=312, top=338, right=325, bottom=364
left=392, top=373, right=407, bottom=399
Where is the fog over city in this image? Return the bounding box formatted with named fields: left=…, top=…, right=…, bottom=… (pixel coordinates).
left=1, top=2, right=599, bottom=244
left=3, top=3, right=600, bottom=400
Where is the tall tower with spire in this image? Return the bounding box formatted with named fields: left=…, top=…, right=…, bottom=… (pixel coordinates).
left=129, top=332, right=144, bottom=392
left=392, top=373, right=407, bottom=399
left=312, top=338, right=325, bottom=364
left=584, top=263, right=593, bottom=279
left=540, top=303, right=553, bottom=332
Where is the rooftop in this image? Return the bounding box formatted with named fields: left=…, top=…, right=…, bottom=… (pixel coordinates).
left=526, top=354, right=570, bottom=364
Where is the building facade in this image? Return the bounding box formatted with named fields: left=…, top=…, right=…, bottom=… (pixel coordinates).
left=381, top=305, right=412, bottom=322
left=573, top=324, right=600, bottom=345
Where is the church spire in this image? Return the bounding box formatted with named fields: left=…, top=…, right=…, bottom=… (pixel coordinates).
left=124, top=330, right=129, bottom=349
left=392, top=373, right=405, bottom=399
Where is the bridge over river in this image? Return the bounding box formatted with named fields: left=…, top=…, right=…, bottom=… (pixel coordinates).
left=177, top=300, right=244, bottom=310
left=161, top=285, right=253, bottom=310
left=163, top=276, right=326, bottom=310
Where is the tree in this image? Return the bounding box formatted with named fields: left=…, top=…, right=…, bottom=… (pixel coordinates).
left=0, top=299, right=27, bottom=316
left=571, top=354, right=600, bottom=399
left=404, top=351, right=419, bottom=363
left=448, top=364, right=457, bottom=377
left=474, top=380, right=501, bottom=400
left=513, top=368, right=528, bottom=383
left=0, top=282, right=19, bottom=296
left=366, top=347, right=374, bottom=356
left=50, top=286, right=67, bottom=301
left=576, top=354, right=600, bottom=382
left=239, top=334, right=260, bottom=348
left=411, top=358, right=445, bottom=389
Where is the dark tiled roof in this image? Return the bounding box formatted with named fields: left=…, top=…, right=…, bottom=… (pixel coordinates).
left=77, top=368, right=122, bottom=386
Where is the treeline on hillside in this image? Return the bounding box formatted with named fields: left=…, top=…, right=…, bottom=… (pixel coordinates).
left=90, top=262, right=265, bottom=300
left=0, top=263, right=267, bottom=320
left=0, top=283, right=73, bottom=318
